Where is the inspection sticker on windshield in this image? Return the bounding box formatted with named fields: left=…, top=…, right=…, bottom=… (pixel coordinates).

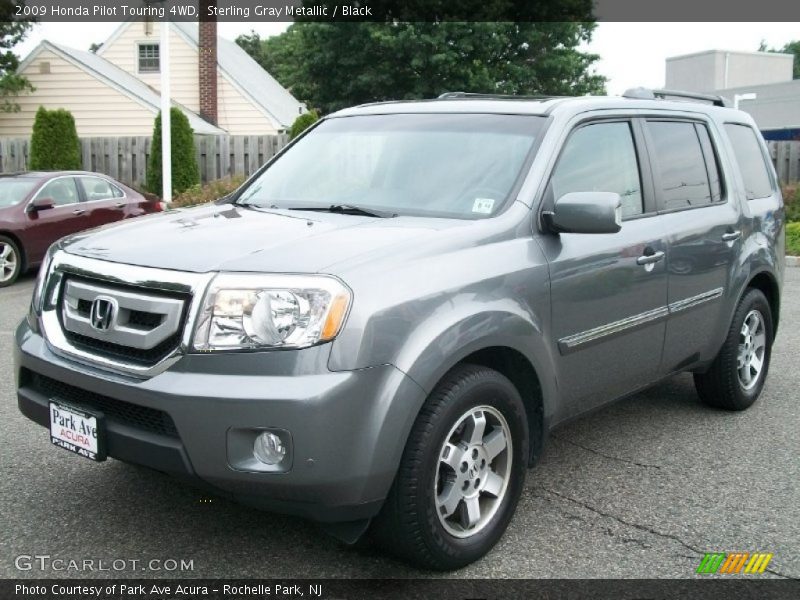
left=49, top=401, right=106, bottom=461
left=472, top=198, right=495, bottom=214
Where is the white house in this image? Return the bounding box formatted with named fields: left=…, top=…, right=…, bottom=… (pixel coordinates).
left=1, top=20, right=305, bottom=137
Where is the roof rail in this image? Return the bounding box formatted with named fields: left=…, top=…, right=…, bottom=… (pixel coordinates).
left=437, top=91, right=563, bottom=101
left=622, top=87, right=731, bottom=107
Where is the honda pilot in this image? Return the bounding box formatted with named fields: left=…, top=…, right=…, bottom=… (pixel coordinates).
left=15, top=90, right=784, bottom=570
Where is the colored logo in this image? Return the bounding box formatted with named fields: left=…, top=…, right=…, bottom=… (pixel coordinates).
left=696, top=552, right=773, bottom=574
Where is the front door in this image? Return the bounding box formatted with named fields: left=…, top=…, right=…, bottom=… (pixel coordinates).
left=537, top=119, right=668, bottom=417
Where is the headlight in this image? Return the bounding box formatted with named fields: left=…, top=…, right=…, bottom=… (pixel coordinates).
left=192, top=273, right=351, bottom=351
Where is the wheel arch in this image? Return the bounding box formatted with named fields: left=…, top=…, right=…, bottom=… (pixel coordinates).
left=391, top=306, right=557, bottom=469
left=457, top=346, right=546, bottom=467
left=746, top=269, right=780, bottom=335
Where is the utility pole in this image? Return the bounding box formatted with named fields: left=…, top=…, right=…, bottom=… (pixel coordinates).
left=160, top=18, right=172, bottom=203
left=734, top=92, right=757, bottom=110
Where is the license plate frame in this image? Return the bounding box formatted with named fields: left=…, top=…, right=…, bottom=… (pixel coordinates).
left=49, top=400, right=107, bottom=462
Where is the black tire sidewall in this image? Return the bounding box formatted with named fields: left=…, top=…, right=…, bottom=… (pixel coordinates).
left=412, top=368, right=529, bottom=568
left=0, top=235, right=22, bottom=288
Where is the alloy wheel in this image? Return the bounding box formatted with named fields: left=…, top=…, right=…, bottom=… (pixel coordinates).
left=434, top=405, right=512, bottom=538
left=0, top=242, right=18, bottom=283
left=737, top=309, right=766, bottom=390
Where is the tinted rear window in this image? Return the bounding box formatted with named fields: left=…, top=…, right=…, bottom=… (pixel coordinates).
left=647, top=121, right=716, bottom=210
left=724, top=124, right=773, bottom=200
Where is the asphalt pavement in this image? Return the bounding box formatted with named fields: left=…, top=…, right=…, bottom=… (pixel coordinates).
left=1, top=270, right=798, bottom=579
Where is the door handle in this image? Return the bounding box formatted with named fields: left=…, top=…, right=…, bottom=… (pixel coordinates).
left=722, top=230, right=741, bottom=242
left=72, top=208, right=86, bottom=215
left=636, top=250, right=665, bottom=266
left=115, top=202, right=126, bottom=208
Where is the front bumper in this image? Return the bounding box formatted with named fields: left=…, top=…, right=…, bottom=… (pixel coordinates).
left=15, top=320, right=427, bottom=523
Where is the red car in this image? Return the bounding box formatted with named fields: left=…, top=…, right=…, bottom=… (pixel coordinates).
left=0, top=171, right=163, bottom=286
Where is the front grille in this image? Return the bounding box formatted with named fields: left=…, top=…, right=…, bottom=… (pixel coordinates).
left=65, top=331, right=182, bottom=366
left=76, top=297, right=165, bottom=331
left=58, top=275, right=190, bottom=367
left=128, top=310, right=165, bottom=329
left=77, top=299, right=92, bottom=316
left=23, top=369, right=179, bottom=438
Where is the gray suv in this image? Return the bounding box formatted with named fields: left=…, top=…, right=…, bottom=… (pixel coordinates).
left=15, top=90, right=784, bottom=570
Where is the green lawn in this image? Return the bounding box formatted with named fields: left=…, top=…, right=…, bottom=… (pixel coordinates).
left=788, top=221, right=800, bottom=257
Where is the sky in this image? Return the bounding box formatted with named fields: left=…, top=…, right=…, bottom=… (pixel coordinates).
left=15, top=22, right=800, bottom=95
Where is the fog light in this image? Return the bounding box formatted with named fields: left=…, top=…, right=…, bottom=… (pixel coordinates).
left=253, top=431, right=286, bottom=465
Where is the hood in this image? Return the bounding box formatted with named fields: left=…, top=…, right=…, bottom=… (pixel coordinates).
left=62, top=204, right=452, bottom=274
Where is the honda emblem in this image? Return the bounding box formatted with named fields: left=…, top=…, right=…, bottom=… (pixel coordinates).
left=89, top=296, right=117, bottom=331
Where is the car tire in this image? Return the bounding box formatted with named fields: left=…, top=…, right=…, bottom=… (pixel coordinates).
left=371, top=364, right=529, bottom=570
left=0, top=235, right=22, bottom=288
left=694, top=288, right=773, bottom=411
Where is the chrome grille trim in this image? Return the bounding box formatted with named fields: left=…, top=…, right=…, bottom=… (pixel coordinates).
left=62, top=279, right=185, bottom=350
left=40, top=251, right=215, bottom=378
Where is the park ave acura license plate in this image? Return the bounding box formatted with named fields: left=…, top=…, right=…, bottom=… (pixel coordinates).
left=49, top=401, right=106, bottom=461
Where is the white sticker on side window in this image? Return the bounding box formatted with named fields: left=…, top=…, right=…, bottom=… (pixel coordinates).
left=472, top=198, right=495, bottom=214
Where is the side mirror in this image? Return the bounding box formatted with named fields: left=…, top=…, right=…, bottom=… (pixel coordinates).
left=27, top=198, right=55, bottom=213
left=547, top=191, right=622, bottom=234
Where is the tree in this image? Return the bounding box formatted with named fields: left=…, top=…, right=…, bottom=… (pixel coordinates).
left=29, top=107, right=81, bottom=170
left=759, top=40, right=800, bottom=79
left=775, top=41, right=799, bottom=79
left=289, top=110, right=318, bottom=139
left=237, top=22, right=605, bottom=114
left=147, top=108, right=200, bottom=197
left=0, top=1, right=34, bottom=112
left=236, top=29, right=303, bottom=96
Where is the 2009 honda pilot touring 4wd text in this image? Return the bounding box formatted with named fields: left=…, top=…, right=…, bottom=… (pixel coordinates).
left=15, top=90, right=784, bottom=570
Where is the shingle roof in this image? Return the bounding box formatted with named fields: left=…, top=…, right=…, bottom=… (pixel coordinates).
left=172, top=23, right=306, bottom=128
left=26, top=41, right=226, bottom=135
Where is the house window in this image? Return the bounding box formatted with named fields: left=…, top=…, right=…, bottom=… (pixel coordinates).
left=138, top=43, right=160, bottom=73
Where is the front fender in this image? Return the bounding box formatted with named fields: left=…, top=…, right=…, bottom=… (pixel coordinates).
left=395, top=303, right=553, bottom=395
left=330, top=288, right=557, bottom=428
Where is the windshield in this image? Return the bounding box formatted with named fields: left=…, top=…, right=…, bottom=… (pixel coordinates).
left=0, top=178, right=38, bottom=208
left=237, top=113, right=545, bottom=219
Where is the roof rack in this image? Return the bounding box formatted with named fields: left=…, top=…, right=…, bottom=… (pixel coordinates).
left=622, top=87, right=731, bottom=107
left=437, top=91, right=563, bottom=101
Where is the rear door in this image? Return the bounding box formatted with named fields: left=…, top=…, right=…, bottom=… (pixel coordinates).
left=538, top=117, right=669, bottom=416
left=642, top=118, right=743, bottom=373
left=75, top=175, right=128, bottom=227
left=722, top=121, right=784, bottom=264
left=24, top=176, right=87, bottom=260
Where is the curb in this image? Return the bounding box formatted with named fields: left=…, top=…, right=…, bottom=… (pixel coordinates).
left=787, top=256, right=800, bottom=268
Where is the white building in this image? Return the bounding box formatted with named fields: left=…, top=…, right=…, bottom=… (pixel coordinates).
left=2, top=21, right=306, bottom=137
left=666, top=50, right=800, bottom=140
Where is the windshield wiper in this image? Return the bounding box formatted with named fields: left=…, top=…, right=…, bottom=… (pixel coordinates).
left=287, top=204, right=397, bottom=218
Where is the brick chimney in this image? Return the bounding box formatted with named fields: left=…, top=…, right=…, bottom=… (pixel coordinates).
left=198, top=5, right=218, bottom=125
